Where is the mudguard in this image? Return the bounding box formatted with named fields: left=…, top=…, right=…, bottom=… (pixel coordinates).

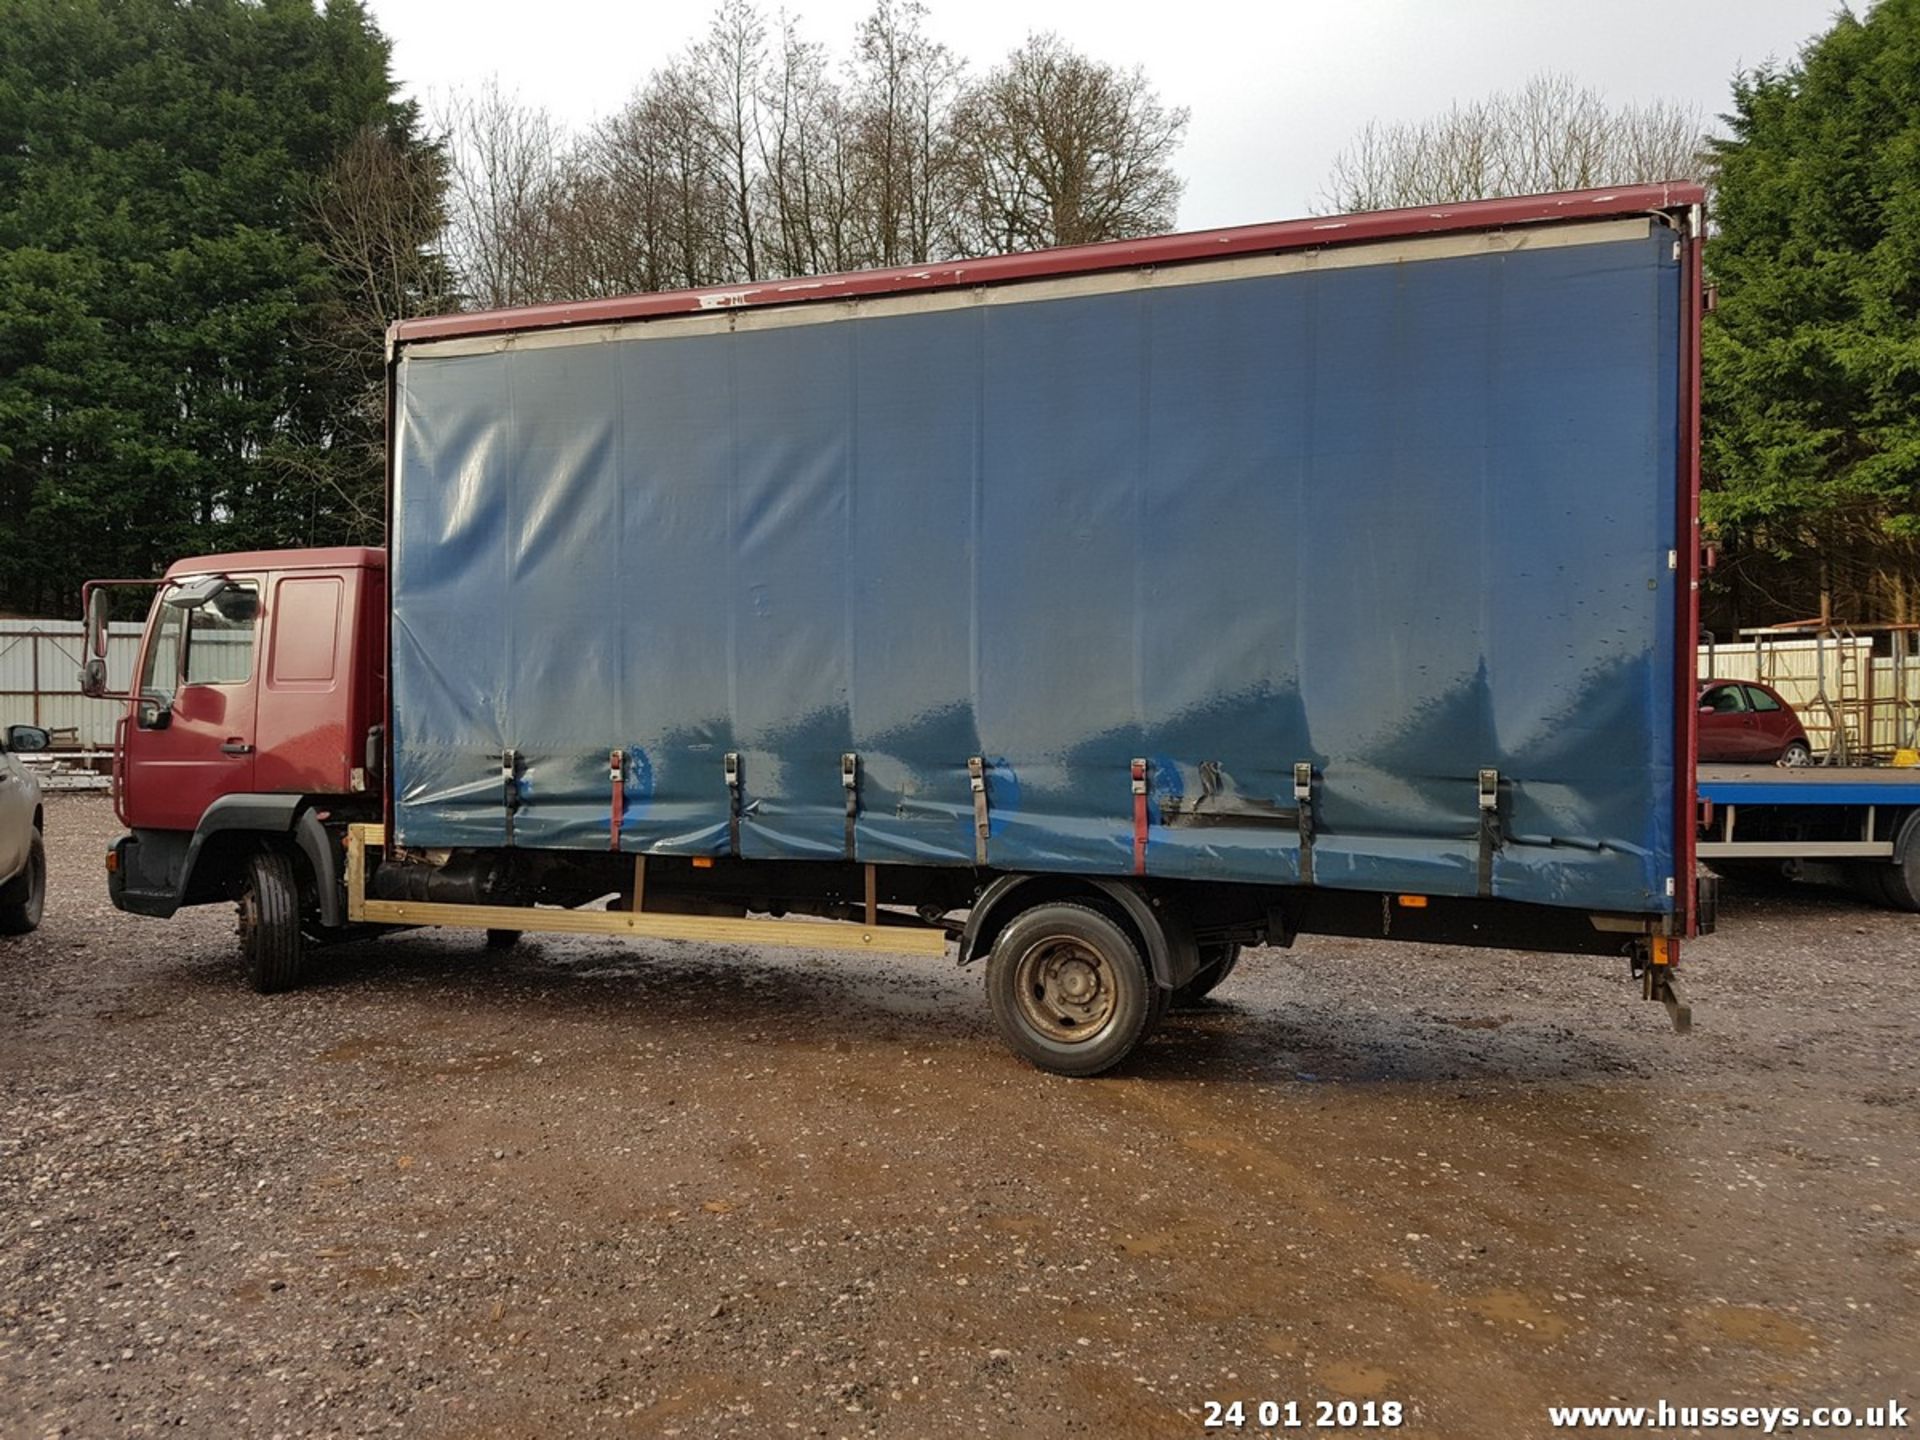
left=112, top=796, right=344, bottom=927
left=959, top=874, right=1199, bottom=989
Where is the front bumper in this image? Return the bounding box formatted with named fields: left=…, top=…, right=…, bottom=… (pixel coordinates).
left=106, top=832, right=179, bottom=918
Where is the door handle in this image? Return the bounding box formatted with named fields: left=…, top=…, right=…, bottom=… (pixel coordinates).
left=221, top=741, right=254, bottom=755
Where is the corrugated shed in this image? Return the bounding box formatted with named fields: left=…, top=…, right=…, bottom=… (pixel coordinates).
left=0, top=621, right=143, bottom=746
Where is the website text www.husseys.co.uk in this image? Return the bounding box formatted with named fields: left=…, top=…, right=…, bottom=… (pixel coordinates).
left=1546, top=1399, right=1909, bottom=1432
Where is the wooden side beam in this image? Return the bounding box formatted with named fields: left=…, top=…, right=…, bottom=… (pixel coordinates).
left=343, top=824, right=947, bottom=958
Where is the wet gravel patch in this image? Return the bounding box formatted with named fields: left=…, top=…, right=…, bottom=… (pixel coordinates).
left=2, top=796, right=1916, bottom=1437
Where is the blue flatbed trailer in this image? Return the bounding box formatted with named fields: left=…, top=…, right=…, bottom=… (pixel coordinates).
left=1697, top=763, right=1920, bottom=909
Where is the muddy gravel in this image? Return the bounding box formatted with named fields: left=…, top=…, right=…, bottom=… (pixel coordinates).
left=2, top=795, right=1916, bottom=1438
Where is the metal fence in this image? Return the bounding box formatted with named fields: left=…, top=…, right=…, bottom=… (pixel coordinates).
left=0, top=620, right=145, bottom=748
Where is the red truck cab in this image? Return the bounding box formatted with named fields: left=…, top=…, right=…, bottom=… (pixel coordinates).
left=82, top=548, right=384, bottom=980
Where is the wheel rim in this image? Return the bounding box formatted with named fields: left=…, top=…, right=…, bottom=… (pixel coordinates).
left=1011, top=935, right=1118, bottom=1044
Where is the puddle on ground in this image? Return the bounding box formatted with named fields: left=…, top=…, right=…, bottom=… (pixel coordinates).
left=1321, top=1360, right=1396, bottom=1396
left=314, top=1036, right=399, bottom=1063
left=1683, top=1304, right=1819, bottom=1353
left=1465, top=1289, right=1571, bottom=1340
left=1372, top=1268, right=1440, bottom=1302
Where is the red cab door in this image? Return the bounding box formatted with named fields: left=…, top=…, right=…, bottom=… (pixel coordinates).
left=123, top=577, right=263, bottom=832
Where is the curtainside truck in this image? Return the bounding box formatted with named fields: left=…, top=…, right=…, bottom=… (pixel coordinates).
left=81, top=183, right=1712, bottom=1075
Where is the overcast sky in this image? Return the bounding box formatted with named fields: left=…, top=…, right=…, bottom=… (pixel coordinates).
left=368, top=0, right=1842, bottom=230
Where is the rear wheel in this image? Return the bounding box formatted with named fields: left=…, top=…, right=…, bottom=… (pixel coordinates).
left=238, top=849, right=305, bottom=993
left=1781, top=739, right=1813, bottom=767
left=1146, top=975, right=1171, bottom=1032
left=0, top=829, right=45, bottom=935
left=986, top=902, right=1154, bottom=1077
left=1172, top=942, right=1242, bottom=1008
left=1847, top=862, right=1897, bottom=907
left=1873, top=824, right=1920, bottom=911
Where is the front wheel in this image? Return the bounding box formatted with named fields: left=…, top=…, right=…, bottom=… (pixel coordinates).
left=0, top=829, right=45, bottom=935
left=238, top=849, right=306, bottom=993
left=985, top=902, right=1154, bottom=1077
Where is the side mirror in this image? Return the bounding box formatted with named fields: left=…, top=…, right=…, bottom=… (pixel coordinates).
left=5, top=725, right=50, bottom=754
left=85, top=587, right=112, bottom=659
left=79, top=656, right=109, bottom=699
left=137, top=697, right=172, bottom=731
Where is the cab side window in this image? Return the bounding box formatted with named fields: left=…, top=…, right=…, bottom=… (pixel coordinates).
left=1744, top=686, right=1782, bottom=713
left=184, top=583, right=260, bottom=686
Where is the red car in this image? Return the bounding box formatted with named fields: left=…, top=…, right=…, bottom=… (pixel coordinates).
left=1698, top=680, right=1812, bottom=765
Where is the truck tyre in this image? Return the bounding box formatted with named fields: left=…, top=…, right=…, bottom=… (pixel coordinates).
left=986, top=902, right=1154, bottom=1077
left=1146, top=976, right=1171, bottom=1033
left=484, top=928, right=522, bottom=951
left=239, top=848, right=306, bottom=993
left=1072, top=890, right=1171, bottom=1037
left=1874, top=832, right=1920, bottom=912
left=0, top=829, right=46, bottom=935
left=1172, top=942, right=1242, bottom=1008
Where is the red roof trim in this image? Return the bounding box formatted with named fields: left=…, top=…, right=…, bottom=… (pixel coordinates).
left=164, top=546, right=385, bottom=577
left=393, top=182, right=1704, bottom=349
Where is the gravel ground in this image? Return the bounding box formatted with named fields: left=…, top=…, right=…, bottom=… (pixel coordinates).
left=2, top=794, right=1915, bottom=1439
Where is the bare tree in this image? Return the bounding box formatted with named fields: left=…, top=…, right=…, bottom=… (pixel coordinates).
left=849, top=0, right=964, bottom=265
left=699, top=0, right=769, bottom=281
left=1321, top=73, right=1705, bottom=213
left=760, top=17, right=862, bottom=276
left=653, top=61, right=733, bottom=289
left=438, top=79, right=566, bottom=308
left=436, top=10, right=1194, bottom=308
left=579, top=61, right=730, bottom=294
left=302, top=125, right=455, bottom=535
left=950, top=33, right=1186, bottom=253
left=308, top=125, right=454, bottom=356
